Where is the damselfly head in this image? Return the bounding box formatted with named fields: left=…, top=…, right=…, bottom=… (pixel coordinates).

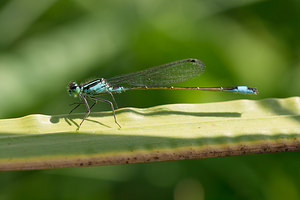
left=68, top=82, right=80, bottom=96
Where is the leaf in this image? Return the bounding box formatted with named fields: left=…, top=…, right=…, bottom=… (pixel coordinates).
left=0, top=97, right=300, bottom=171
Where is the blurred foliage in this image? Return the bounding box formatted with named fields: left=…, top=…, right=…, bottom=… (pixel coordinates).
left=0, top=0, right=299, bottom=199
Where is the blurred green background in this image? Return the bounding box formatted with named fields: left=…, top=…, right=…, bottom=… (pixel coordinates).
left=0, top=0, right=300, bottom=199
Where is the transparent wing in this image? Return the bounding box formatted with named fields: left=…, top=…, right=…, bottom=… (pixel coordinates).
left=107, top=58, right=206, bottom=87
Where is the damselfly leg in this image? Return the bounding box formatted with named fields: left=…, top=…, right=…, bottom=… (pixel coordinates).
left=89, top=96, right=121, bottom=128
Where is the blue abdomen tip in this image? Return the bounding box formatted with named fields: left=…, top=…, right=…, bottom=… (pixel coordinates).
left=237, top=86, right=255, bottom=94
left=223, top=86, right=257, bottom=94
left=237, top=86, right=249, bottom=93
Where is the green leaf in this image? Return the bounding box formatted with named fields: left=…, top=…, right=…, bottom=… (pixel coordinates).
left=1, top=97, right=300, bottom=171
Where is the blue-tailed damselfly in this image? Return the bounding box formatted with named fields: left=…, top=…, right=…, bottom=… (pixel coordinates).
left=68, top=58, right=258, bottom=129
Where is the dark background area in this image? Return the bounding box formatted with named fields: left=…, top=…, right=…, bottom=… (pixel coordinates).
left=0, top=0, right=299, bottom=199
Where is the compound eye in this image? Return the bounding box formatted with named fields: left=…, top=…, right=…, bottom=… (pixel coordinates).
left=68, top=82, right=78, bottom=89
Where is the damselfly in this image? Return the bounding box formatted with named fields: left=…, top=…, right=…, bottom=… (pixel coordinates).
left=68, top=58, right=258, bottom=129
